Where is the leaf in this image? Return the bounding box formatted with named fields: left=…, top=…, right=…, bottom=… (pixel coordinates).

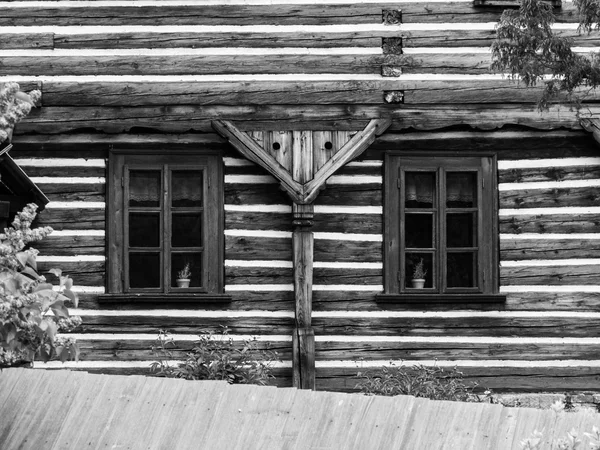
left=45, top=319, right=58, bottom=341
left=64, top=277, right=73, bottom=290
left=48, top=268, right=62, bottom=278
left=15, top=252, right=29, bottom=268
left=34, top=283, right=54, bottom=293
left=62, top=289, right=78, bottom=308
left=50, top=301, right=69, bottom=318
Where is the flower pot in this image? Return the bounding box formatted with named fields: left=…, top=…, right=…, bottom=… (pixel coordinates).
left=411, top=279, right=425, bottom=289
left=176, top=278, right=190, bottom=288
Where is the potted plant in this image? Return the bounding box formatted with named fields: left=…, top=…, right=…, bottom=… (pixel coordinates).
left=176, top=263, right=191, bottom=288
left=411, top=258, right=427, bottom=289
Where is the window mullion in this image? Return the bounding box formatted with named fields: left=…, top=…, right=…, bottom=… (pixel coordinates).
left=163, top=165, right=170, bottom=294
left=439, top=167, right=445, bottom=294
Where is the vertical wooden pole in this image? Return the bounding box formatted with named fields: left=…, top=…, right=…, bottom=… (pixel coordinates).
left=292, top=131, right=316, bottom=390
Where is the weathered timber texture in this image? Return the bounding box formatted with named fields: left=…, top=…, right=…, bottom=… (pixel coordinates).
left=17, top=165, right=106, bottom=178
left=31, top=80, right=600, bottom=107
left=225, top=211, right=293, bottom=232
left=310, top=317, right=600, bottom=337
left=76, top=316, right=294, bottom=335
left=317, top=366, right=600, bottom=393
left=0, top=33, right=54, bottom=49
left=34, top=235, right=105, bottom=256
left=34, top=209, right=106, bottom=230
left=35, top=183, right=105, bottom=203
left=314, top=240, right=382, bottom=262
left=1, top=55, right=385, bottom=76
left=500, top=187, right=600, bottom=209
left=53, top=32, right=383, bottom=49
left=499, top=165, right=600, bottom=183
left=315, top=341, right=600, bottom=361
left=225, top=267, right=293, bottom=285
left=499, top=214, right=600, bottom=234
left=313, top=268, right=381, bottom=285
left=37, top=261, right=104, bottom=286
left=501, top=239, right=600, bottom=260
left=501, top=265, right=600, bottom=285
left=225, top=235, right=292, bottom=261
left=0, top=4, right=398, bottom=26
left=17, top=105, right=600, bottom=135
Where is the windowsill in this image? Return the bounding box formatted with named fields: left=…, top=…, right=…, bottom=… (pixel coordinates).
left=98, top=293, right=232, bottom=304
left=375, top=293, right=507, bottom=304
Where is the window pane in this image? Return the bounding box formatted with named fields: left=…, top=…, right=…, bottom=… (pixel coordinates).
left=446, top=213, right=476, bottom=248
left=172, top=171, right=203, bottom=208
left=405, top=253, right=433, bottom=289
left=129, top=253, right=161, bottom=288
left=172, top=214, right=202, bottom=247
left=447, top=252, right=477, bottom=288
left=129, top=213, right=160, bottom=247
left=172, top=253, right=203, bottom=288
left=446, top=172, right=477, bottom=208
left=129, top=170, right=161, bottom=207
left=405, top=172, right=435, bottom=209
left=405, top=213, right=433, bottom=248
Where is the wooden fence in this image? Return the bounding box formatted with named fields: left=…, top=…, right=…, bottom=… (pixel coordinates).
left=1, top=368, right=599, bottom=449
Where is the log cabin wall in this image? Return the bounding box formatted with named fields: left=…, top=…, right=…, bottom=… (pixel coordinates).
left=3, top=0, right=600, bottom=392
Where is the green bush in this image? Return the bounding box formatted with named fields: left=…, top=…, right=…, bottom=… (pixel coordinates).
left=0, top=204, right=80, bottom=368
left=356, top=363, right=479, bottom=402
left=151, top=328, right=279, bottom=385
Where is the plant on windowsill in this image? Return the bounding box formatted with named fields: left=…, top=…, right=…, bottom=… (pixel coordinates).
left=411, top=258, right=427, bottom=289
left=176, top=263, right=191, bottom=288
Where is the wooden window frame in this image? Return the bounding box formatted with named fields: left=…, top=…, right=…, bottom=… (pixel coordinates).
left=101, top=149, right=229, bottom=304
left=377, top=153, right=505, bottom=304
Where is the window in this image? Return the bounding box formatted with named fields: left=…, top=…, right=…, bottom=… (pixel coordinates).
left=379, top=154, right=504, bottom=303
left=104, top=151, right=227, bottom=302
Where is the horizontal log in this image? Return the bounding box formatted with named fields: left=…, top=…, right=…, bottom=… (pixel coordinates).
left=0, top=54, right=385, bottom=76
left=401, top=29, right=600, bottom=48
left=77, top=316, right=294, bottom=335
left=17, top=165, right=106, bottom=178
left=225, top=184, right=288, bottom=206
left=225, top=161, right=381, bottom=177
left=53, top=32, right=383, bottom=49
left=317, top=366, right=600, bottom=393
left=76, top=338, right=292, bottom=361
left=34, top=235, right=105, bottom=256
left=311, top=316, right=600, bottom=337
left=315, top=341, right=600, bottom=361
left=226, top=235, right=292, bottom=261
left=313, top=268, right=381, bottom=285
left=35, top=183, right=105, bottom=203
left=385, top=53, right=493, bottom=75
left=16, top=105, right=597, bottom=136
left=0, top=4, right=393, bottom=26
left=499, top=165, right=600, bottom=183
left=500, top=187, right=600, bottom=209
left=501, top=239, right=600, bottom=260
left=499, top=214, right=600, bottom=234
left=34, top=80, right=599, bottom=107
left=226, top=211, right=293, bottom=232
left=225, top=267, right=293, bottom=284
left=35, top=209, right=106, bottom=230
left=314, top=240, right=382, bottom=263
left=501, top=265, right=600, bottom=286
left=313, top=213, right=382, bottom=234
left=37, top=261, right=105, bottom=286
left=312, top=291, right=600, bottom=311
left=0, top=33, right=53, bottom=49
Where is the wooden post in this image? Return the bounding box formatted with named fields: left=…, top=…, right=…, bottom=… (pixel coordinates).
left=292, top=131, right=316, bottom=390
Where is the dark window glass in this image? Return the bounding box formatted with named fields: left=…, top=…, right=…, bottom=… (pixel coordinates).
left=172, top=171, right=203, bottom=208
left=446, top=213, right=476, bottom=248
left=446, top=172, right=476, bottom=208
left=405, top=213, right=434, bottom=249
left=447, top=252, right=477, bottom=288
left=129, top=213, right=160, bottom=248
left=129, top=253, right=161, bottom=288
left=172, top=214, right=203, bottom=248
left=405, top=172, right=435, bottom=209
left=129, top=170, right=161, bottom=207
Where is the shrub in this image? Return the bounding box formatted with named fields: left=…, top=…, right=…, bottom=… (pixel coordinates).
left=0, top=204, right=81, bottom=368
left=356, top=363, right=478, bottom=402
left=0, top=82, right=41, bottom=144
left=151, top=328, right=279, bottom=385
left=521, top=426, right=600, bottom=450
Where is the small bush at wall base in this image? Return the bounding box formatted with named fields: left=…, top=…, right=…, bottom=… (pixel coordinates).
left=356, top=363, right=479, bottom=402
left=151, top=328, right=279, bottom=386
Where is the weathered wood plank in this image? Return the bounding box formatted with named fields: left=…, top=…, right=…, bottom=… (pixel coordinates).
left=76, top=316, right=294, bottom=335
left=53, top=32, right=382, bottom=49
left=314, top=240, right=382, bottom=262
left=315, top=341, right=600, bottom=361
left=17, top=165, right=106, bottom=178
left=17, top=105, right=599, bottom=135
left=34, top=235, right=105, bottom=256
left=313, top=214, right=382, bottom=234
left=1, top=54, right=385, bottom=76
left=500, top=187, right=600, bottom=209
left=501, top=238, right=600, bottom=260
left=317, top=366, right=600, bottom=393
left=35, top=183, right=105, bottom=203
left=499, top=165, right=600, bottom=183
left=499, top=214, right=600, bottom=234
left=37, top=261, right=104, bottom=286
left=35, top=209, right=106, bottom=230
left=385, top=53, right=493, bottom=74
left=313, top=268, right=381, bottom=285
left=226, top=235, right=292, bottom=261
left=226, top=211, right=293, bottom=232
left=225, top=267, right=293, bottom=284
left=0, top=33, right=54, bottom=49
left=501, top=265, right=600, bottom=285
left=36, top=80, right=599, bottom=107
left=311, top=316, right=600, bottom=337
left=0, top=4, right=396, bottom=26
